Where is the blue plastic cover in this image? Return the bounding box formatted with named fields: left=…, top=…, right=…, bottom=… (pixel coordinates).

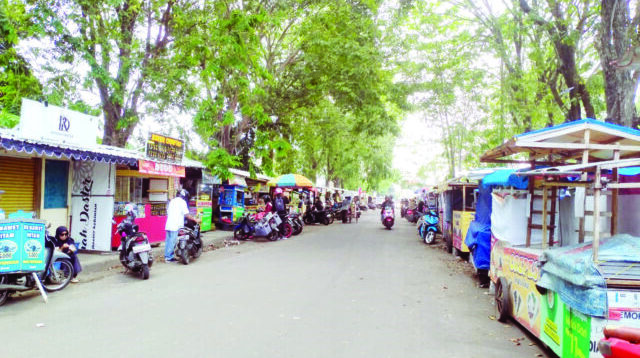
left=481, top=169, right=529, bottom=189
left=465, top=183, right=492, bottom=270
left=537, top=234, right=640, bottom=318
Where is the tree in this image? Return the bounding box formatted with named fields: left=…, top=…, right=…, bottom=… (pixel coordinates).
left=29, top=0, right=193, bottom=146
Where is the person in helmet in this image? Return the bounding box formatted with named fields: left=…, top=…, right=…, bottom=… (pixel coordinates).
left=164, top=189, right=200, bottom=263
left=380, top=195, right=394, bottom=219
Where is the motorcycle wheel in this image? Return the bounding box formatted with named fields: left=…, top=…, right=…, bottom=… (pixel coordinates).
left=283, top=223, right=293, bottom=238
left=234, top=228, right=249, bottom=241
left=342, top=215, right=347, bottom=223
left=424, top=231, right=436, bottom=245
left=179, top=248, right=190, bottom=265
left=303, top=215, right=313, bottom=225
left=43, top=259, right=74, bottom=292
left=293, top=221, right=303, bottom=235
left=192, top=243, right=203, bottom=258
left=323, top=217, right=330, bottom=225
left=0, top=275, right=9, bottom=306
left=267, top=230, right=279, bottom=241
left=329, top=214, right=335, bottom=224
left=141, top=264, right=150, bottom=280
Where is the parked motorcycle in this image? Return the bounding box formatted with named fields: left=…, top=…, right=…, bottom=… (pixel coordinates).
left=417, top=209, right=439, bottom=244
left=288, top=213, right=304, bottom=235
left=382, top=206, right=394, bottom=229
left=0, top=225, right=75, bottom=306
left=234, top=211, right=283, bottom=241
left=117, top=213, right=153, bottom=280
left=303, top=209, right=331, bottom=225
left=406, top=208, right=420, bottom=224
left=174, top=219, right=203, bottom=265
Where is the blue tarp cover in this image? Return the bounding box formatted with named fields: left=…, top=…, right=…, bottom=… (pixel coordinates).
left=465, top=183, right=492, bottom=270
left=481, top=169, right=529, bottom=189
left=537, top=234, right=640, bottom=318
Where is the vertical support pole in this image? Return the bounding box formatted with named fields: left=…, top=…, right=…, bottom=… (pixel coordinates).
left=549, top=186, right=557, bottom=247
left=526, top=178, right=534, bottom=248
left=593, top=166, right=602, bottom=262
left=462, top=185, right=467, bottom=212
left=611, top=147, right=620, bottom=236
left=579, top=129, right=591, bottom=243
left=542, top=185, right=549, bottom=249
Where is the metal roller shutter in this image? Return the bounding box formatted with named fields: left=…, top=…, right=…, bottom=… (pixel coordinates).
left=0, top=157, right=37, bottom=215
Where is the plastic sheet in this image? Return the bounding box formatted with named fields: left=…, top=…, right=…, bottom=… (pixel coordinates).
left=465, top=184, right=492, bottom=270
left=537, top=234, right=640, bottom=318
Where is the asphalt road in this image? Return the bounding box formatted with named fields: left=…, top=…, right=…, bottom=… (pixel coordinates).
left=0, top=211, right=549, bottom=358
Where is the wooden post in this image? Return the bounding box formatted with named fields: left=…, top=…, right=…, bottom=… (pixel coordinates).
left=542, top=185, right=549, bottom=249
left=611, top=147, right=620, bottom=236
left=579, top=128, right=591, bottom=243
left=593, top=166, right=602, bottom=262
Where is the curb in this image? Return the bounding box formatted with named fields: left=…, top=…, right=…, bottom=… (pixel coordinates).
left=77, top=230, right=233, bottom=276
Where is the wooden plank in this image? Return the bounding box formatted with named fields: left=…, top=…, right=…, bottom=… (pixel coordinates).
left=606, top=183, right=640, bottom=189
left=531, top=224, right=557, bottom=230
left=605, top=279, right=640, bottom=289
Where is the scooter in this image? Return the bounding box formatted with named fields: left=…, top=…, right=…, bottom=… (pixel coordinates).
left=0, top=225, right=75, bottom=306
left=234, top=211, right=282, bottom=241
left=303, top=208, right=330, bottom=225
left=117, top=215, right=153, bottom=279
left=382, top=207, right=394, bottom=229
left=288, top=212, right=304, bottom=235
left=418, top=209, right=439, bottom=245
left=599, top=325, right=640, bottom=357
left=174, top=219, right=203, bottom=265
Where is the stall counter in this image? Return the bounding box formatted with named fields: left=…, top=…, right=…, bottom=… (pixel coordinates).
left=111, top=203, right=167, bottom=249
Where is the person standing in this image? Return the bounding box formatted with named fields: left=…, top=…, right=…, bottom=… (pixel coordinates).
left=53, top=226, right=82, bottom=283
left=165, top=189, right=200, bottom=263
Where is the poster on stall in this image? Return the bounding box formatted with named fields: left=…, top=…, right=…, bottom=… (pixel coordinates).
left=70, top=162, right=116, bottom=251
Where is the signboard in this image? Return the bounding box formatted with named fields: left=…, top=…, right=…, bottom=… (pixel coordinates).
left=138, top=159, right=185, bottom=177
left=71, top=162, right=116, bottom=251
left=19, top=98, right=101, bottom=147
left=0, top=219, right=46, bottom=273
left=146, top=133, right=184, bottom=162
left=197, top=200, right=212, bottom=231
left=452, top=210, right=474, bottom=252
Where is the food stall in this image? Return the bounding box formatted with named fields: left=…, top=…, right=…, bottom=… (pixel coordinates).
left=267, top=174, right=315, bottom=213
left=439, top=178, right=478, bottom=258
left=482, top=119, right=640, bottom=358
left=218, top=173, right=246, bottom=229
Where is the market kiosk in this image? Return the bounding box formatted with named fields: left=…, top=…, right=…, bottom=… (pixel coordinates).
left=482, top=119, right=640, bottom=358
left=218, top=177, right=246, bottom=229
left=439, top=178, right=478, bottom=258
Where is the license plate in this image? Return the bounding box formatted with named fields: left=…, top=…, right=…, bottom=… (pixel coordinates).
left=178, top=235, right=189, bottom=241
left=132, top=243, right=151, bottom=253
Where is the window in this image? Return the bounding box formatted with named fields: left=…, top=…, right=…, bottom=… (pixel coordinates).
left=44, top=160, right=69, bottom=209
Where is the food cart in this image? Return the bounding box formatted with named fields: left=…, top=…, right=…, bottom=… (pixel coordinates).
left=267, top=174, right=315, bottom=214
left=482, top=119, right=640, bottom=358
left=218, top=184, right=245, bottom=228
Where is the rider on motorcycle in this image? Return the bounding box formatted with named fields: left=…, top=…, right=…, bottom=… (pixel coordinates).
left=380, top=195, right=394, bottom=219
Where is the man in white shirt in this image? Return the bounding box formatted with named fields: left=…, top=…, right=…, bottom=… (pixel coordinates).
left=165, top=189, right=200, bottom=262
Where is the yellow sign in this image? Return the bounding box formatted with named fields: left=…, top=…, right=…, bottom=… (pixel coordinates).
left=452, top=210, right=474, bottom=252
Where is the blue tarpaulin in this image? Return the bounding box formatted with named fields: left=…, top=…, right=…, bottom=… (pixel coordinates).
left=537, top=234, right=640, bottom=318
left=465, top=183, right=492, bottom=270
left=481, top=169, right=529, bottom=189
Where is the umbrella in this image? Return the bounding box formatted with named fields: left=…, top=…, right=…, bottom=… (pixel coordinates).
left=267, top=174, right=314, bottom=188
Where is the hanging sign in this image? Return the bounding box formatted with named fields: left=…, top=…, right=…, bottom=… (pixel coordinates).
left=138, top=159, right=185, bottom=177
left=145, top=133, right=184, bottom=162
left=18, top=98, right=101, bottom=147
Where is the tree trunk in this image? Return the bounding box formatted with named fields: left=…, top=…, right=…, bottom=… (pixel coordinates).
left=599, top=1, right=638, bottom=127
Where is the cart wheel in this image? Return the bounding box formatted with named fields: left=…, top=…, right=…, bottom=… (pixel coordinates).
left=496, top=277, right=510, bottom=322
